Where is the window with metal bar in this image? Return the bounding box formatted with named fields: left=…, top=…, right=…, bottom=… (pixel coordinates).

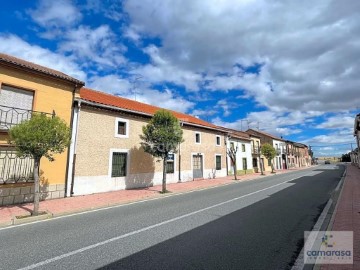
left=111, top=152, right=127, bottom=177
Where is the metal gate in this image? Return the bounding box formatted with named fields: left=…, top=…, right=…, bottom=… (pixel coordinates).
left=192, top=155, right=203, bottom=178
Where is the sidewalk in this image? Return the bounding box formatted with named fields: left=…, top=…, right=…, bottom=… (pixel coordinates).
left=0, top=167, right=305, bottom=227
left=320, top=164, right=360, bottom=270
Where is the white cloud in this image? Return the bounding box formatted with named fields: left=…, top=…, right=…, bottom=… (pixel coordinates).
left=316, top=115, right=355, bottom=129
left=0, top=34, right=86, bottom=81
left=123, top=0, right=360, bottom=114
left=88, top=74, right=195, bottom=113
left=84, top=0, right=123, bottom=22
left=132, top=45, right=202, bottom=91
left=28, top=0, right=81, bottom=29
left=59, top=25, right=127, bottom=67
left=88, top=75, right=132, bottom=95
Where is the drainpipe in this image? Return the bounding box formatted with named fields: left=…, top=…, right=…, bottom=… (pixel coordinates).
left=69, top=100, right=81, bottom=196
left=64, top=85, right=77, bottom=197
left=178, top=121, right=183, bottom=182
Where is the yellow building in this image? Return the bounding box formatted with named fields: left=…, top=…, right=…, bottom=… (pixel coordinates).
left=0, top=53, right=84, bottom=205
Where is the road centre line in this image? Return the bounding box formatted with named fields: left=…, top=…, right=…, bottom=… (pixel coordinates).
left=18, top=178, right=297, bottom=270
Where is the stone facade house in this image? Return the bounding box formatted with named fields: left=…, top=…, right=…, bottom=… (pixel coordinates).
left=67, top=88, right=228, bottom=196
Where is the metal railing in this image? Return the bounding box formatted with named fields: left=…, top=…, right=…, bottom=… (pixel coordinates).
left=252, top=147, right=259, bottom=154
left=0, top=105, right=54, bottom=130
left=0, top=149, right=34, bottom=184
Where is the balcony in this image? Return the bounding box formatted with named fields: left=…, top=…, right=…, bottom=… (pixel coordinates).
left=0, top=105, right=54, bottom=130
left=252, top=147, right=259, bottom=155
left=0, top=148, right=34, bottom=184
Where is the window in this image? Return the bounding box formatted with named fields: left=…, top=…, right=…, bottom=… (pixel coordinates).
left=252, top=158, right=257, bottom=167
left=166, top=153, right=174, bottom=173
left=166, top=161, right=174, bottom=173
left=115, top=118, right=129, bottom=138
left=243, top=158, right=247, bottom=170
left=195, top=132, right=201, bottom=144
left=0, top=85, right=34, bottom=129
left=230, top=142, right=235, bottom=149
left=216, top=155, right=222, bottom=170
left=242, top=144, right=245, bottom=152
left=111, top=152, right=127, bottom=177
left=268, top=159, right=271, bottom=166
left=216, top=136, right=221, bottom=146
left=117, top=122, right=126, bottom=135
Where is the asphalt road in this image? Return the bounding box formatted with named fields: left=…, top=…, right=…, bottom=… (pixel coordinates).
left=0, top=164, right=344, bottom=270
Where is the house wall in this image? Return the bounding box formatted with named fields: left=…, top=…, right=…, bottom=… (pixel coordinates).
left=71, top=106, right=227, bottom=196
left=249, top=136, right=271, bottom=172
left=272, top=139, right=285, bottom=170
left=226, top=138, right=253, bottom=175
left=0, top=65, right=79, bottom=205
left=286, top=143, right=297, bottom=168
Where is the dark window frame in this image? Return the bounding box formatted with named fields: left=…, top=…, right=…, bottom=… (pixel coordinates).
left=216, top=155, right=222, bottom=170
left=111, top=152, right=127, bottom=177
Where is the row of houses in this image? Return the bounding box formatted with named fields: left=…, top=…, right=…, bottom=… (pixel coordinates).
left=0, top=53, right=312, bottom=206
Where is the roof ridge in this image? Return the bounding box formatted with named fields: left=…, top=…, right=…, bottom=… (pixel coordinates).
left=82, top=87, right=191, bottom=118
left=0, top=52, right=84, bottom=85
left=80, top=88, right=218, bottom=129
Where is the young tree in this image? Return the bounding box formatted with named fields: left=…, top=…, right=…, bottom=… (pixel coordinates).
left=227, top=142, right=238, bottom=180
left=140, top=110, right=183, bottom=193
left=9, top=113, right=71, bottom=215
left=261, top=143, right=277, bottom=173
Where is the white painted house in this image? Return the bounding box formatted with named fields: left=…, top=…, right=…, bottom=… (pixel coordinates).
left=272, top=138, right=286, bottom=170
left=223, top=129, right=253, bottom=175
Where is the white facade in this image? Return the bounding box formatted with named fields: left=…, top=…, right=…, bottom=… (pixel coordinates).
left=272, top=139, right=286, bottom=170
left=226, top=137, right=253, bottom=174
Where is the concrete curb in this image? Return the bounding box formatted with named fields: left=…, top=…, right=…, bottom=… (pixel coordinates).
left=12, top=210, right=53, bottom=225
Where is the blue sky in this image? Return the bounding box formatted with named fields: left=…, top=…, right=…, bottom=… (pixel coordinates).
left=1, top=0, right=359, bottom=157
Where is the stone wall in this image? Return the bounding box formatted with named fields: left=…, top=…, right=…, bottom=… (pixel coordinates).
left=0, top=184, right=65, bottom=206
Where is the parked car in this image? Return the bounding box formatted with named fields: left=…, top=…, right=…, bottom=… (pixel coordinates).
left=325, top=160, right=330, bottom=164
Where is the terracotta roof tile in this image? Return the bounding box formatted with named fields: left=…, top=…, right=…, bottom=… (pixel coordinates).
left=0, top=53, right=84, bottom=85
left=246, top=128, right=284, bottom=141
left=80, top=88, right=219, bottom=129
left=219, top=127, right=251, bottom=140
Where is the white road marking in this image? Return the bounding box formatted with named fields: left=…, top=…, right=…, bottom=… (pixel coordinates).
left=18, top=179, right=295, bottom=270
